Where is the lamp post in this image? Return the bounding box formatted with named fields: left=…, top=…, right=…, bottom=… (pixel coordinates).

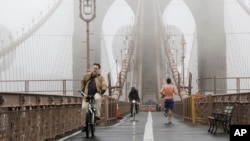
left=180, top=35, right=186, bottom=86
left=79, top=0, right=96, bottom=71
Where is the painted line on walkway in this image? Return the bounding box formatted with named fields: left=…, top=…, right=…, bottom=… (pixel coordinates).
left=143, top=111, right=154, bottom=141
left=56, top=131, right=81, bottom=141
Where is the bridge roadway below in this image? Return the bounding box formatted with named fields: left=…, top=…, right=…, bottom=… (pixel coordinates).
left=57, top=112, right=229, bottom=141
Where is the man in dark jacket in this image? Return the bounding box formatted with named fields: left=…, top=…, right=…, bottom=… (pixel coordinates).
left=128, top=87, right=140, bottom=117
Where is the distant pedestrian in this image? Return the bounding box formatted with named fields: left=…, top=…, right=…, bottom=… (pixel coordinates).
left=195, top=90, right=204, bottom=98
left=158, top=102, right=162, bottom=111
left=160, top=78, right=177, bottom=123
left=156, top=103, right=159, bottom=111
left=156, top=101, right=162, bottom=111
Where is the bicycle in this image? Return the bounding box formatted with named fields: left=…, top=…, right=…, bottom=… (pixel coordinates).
left=131, top=100, right=137, bottom=121
left=79, top=90, right=96, bottom=138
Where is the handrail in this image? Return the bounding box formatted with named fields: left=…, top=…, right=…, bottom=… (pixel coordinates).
left=197, top=76, right=250, bottom=94
left=0, top=79, right=81, bottom=95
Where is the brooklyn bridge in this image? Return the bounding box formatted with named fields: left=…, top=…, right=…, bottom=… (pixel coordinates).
left=0, top=0, right=249, bottom=140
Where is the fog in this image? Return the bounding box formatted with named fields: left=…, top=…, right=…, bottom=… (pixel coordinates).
left=1, top=0, right=250, bottom=93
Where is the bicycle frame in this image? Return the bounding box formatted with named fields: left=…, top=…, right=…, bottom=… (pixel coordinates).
left=132, top=100, right=136, bottom=121
left=79, top=90, right=96, bottom=138
left=87, top=96, right=96, bottom=125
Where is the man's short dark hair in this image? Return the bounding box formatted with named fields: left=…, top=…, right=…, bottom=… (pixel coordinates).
left=93, top=63, right=101, bottom=69
left=166, top=78, right=171, bottom=84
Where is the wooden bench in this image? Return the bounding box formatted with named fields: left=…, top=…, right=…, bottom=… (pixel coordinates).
left=208, top=105, right=234, bottom=134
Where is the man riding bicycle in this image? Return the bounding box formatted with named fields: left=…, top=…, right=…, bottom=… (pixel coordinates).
left=128, top=87, right=140, bottom=117
left=81, top=63, right=107, bottom=131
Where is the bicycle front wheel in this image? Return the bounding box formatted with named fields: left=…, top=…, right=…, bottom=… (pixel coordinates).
left=86, top=113, right=91, bottom=138
left=132, top=104, right=136, bottom=120
left=90, top=113, right=96, bottom=137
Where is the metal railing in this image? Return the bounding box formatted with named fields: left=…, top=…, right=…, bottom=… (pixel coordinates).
left=0, top=79, right=130, bottom=140
left=0, top=79, right=80, bottom=95
left=0, top=92, right=130, bottom=141
left=197, top=77, right=250, bottom=94
left=175, top=92, right=250, bottom=125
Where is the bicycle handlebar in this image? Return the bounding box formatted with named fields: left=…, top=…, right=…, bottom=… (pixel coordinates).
left=78, top=90, right=95, bottom=100
left=78, top=90, right=87, bottom=97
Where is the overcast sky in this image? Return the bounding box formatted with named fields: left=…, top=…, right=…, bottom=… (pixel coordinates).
left=0, top=0, right=54, bottom=35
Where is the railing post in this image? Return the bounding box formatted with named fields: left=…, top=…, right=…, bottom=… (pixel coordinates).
left=104, top=96, right=109, bottom=123
left=199, top=76, right=202, bottom=92
left=188, top=72, right=192, bottom=96
left=178, top=72, right=180, bottom=93
left=214, top=76, right=216, bottom=94
left=191, top=95, right=196, bottom=125
left=62, top=80, right=66, bottom=95
left=107, top=73, right=111, bottom=96
left=119, top=72, right=122, bottom=88
left=236, top=77, right=240, bottom=93
left=24, top=80, right=29, bottom=92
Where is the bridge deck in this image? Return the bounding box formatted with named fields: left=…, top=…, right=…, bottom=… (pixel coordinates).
left=57, top=112, right=229, bottom=141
